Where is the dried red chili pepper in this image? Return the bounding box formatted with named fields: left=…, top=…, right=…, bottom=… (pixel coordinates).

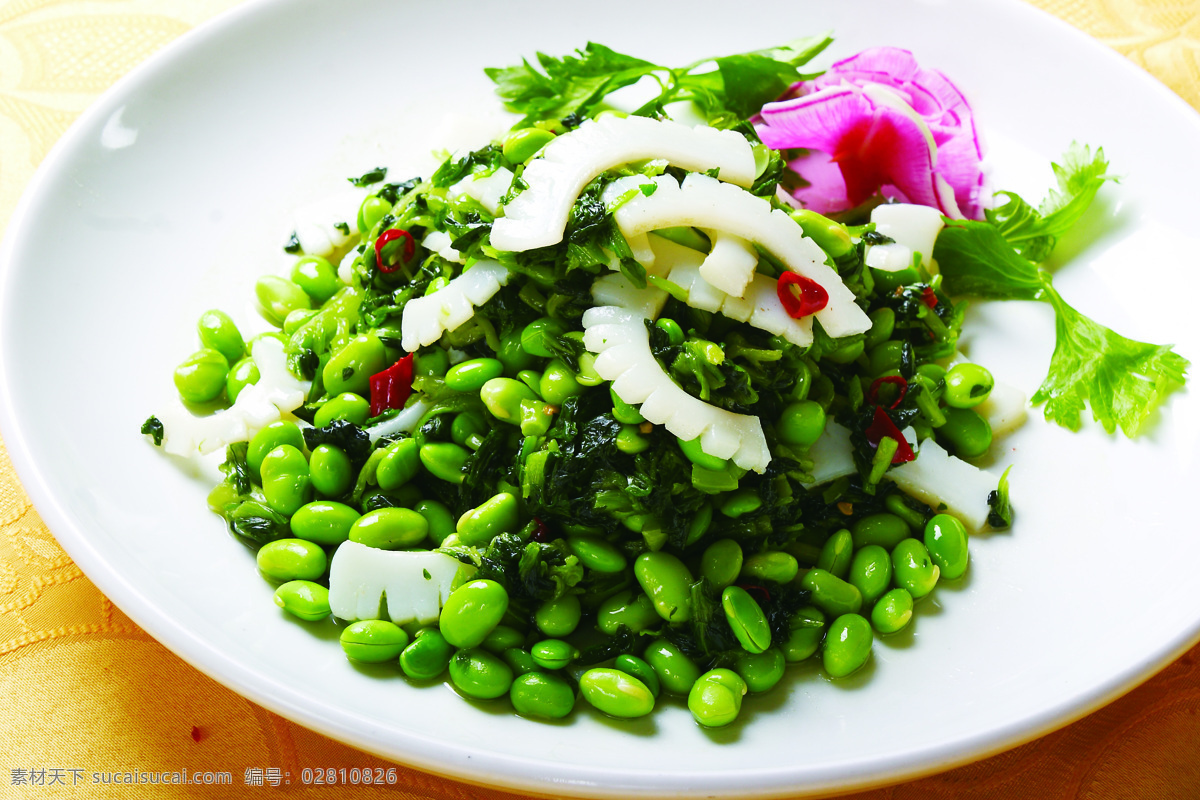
left=374, top=229, right=415, bottom=274
left=776, top=271, right=829, bottom=318
left=921, top=285, right=938, bottom=309
left=368, top=353, right=414, bottom=417
left=864, top=406, right=915, bottom=464
left=866, top=375, right=909, bottom=409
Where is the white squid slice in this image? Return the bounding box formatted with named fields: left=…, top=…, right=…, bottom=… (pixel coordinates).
left=581, top=306, right=771, bottom=472
left=328, top=541, right=477, bottom=625
left=864, top=202, right=946, bottom=272
left=422, top=230, right=465, bottom=264
left=590, top=272, right=670, bottom=320
left=699, top=229, right=759, bottom=297
left=886, top=439, right=999, bottom=532
left=612, top=173, right=872, bottom=338
left=400, top=260, right=510, bottom=351
left=491, top=116, right=756, bottom=252
left=447, top=166, right=515, bottom=217
left=290, top=187, right=362, bottom=260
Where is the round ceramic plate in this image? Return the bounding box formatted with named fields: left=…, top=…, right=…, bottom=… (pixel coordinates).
left=2, top=0, right=1199, bottom=796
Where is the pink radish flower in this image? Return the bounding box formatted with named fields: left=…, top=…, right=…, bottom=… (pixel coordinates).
left=755, top=47, right=987, bottom=220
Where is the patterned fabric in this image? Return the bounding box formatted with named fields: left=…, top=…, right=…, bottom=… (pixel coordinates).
left=2, top=1, right=1199, bottom=796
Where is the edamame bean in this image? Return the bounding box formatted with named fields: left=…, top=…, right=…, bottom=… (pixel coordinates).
left=457, top=492, right=519, bottom=547
left=924, top=513, right=969, bottom=580
left=535, top=594, right=581, bottom=638
left=613, top=654, right=660, bottom=698
left=781, top=606, right=827, bottom=662
left=273, top=580, right=330, bottom=622
left=399, top=628, right=454, bottom=680
left=530, top=639, right=579, bottom=670
left=800, top=568, right=863, bottom=616
left=340, top=619, right=409, bottom=663
left=944, top=363, right=994, bottom=409
left=502, top=647, right=538, bottom=676
left=539, top=359, right=583, bottom=405
left=741, top=551, right=800, bottom=584
left=283, top=308, right=317, bottom=335
left=448, top=648, right=513, bottom=700
left=823, top=613, right=873, bottom=678
left=309, top=445, right=352, bottom=497
left=480, top=378, right=539, bottom=424
left=867, top=341, right=907, bottom=377
left=824, top=337, right=864, bottom=364
left=247, top=421, right=305, bottom=479
left=450, top=411, right=487, bottom=450
left=440, top=579, right=509, bottom=648
left=510, top=671, right=575, bottom=720
left=611, top=388, right=645, bottom=425
left=357, top=194, right=391, bottom=233
left=520, top=317, right=568, bottom=358
left=481, top=625, right=525, bottom=654
left=445, top=358, right=504, bottom=392
left=596, top=591, right=660, bottom=636
left=197, top=309, right=245, bottom=363
left=257, top=539, right=326, bottom=582
left=892, top=539, right=940, bottom=599
left=634, top=552, right=694, bottom=623
left=290, top=255, right=340, bottom=303
left=655, top=317, right=685, bottom=345
left=376, top=438, right=420, bottom=490
left=496, top=332, right=536, bottom=374
left=871, top=588, right=914, bottom=634
left=644, top=639, right=702, bottom=696
left=777, top=401, right=827, bottom=447
left=174, top=349, right=229, bottom=403
left=685, top=503, right=713, bottom=546
left=255, top=276, right=311, bottom=327
left=566, top=535, right=627, bottom=574
left=414, top=499, right=455, bottom=545
left=688, top=669, right=747, bottom=728
left=414, top=348, right=449, bottom=378
left=734, top=647, right=786, bottom=693
left=719, top=489, right=762, bottom=518
left=290, top=501, right=359, bottom=545
left=863, top=307, right=896, bottom=351
left=348, top=507, right=428, bottom=550
left=314, top=392, right=370, bottom=428
left=678, top=436, right=727, bottom=471
left=851, top=513, right=911, bottom=550
left=790, top=208, right=853, bottom=257
left=816, top=529, right=854, bottom=579
left=847, top=545, right=892, bottom=607
left=260, top=444, right=312, bottom=516
left=939, top=407, right=992, bottom=459
left=701, top=539, right=743, bottom=588
left=418, top=442, right=470, bottom=485
left=722, top=586, right=771, bottom=654
left=225, top=357, right=259, bottom=403
left=322, top=333, right=387, bottom=396
left=579, top=668, right=655, bottom=719
left=501, top=127, right=555, bottom=163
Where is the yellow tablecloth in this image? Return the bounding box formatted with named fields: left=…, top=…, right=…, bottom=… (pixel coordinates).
left=2, top=1, right=1199, bottom=797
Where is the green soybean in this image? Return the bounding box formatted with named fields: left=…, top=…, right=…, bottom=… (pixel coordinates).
left=496, top=332, right=536, bottom=374
left=823, top=613, right=873, bottom=678
left=566, top=535, right=627, bottom=574
left=613, top=654, right=660, bottom=698
left=414, top=348, right=450, bottom=378
left=449, top=648, right=513, bottom=700
left=579, top=668, right=655, bottom=719
left=741, top=551, right=800, bottom=584
left=535, top=594, right=581, bottom=637
left=539, top=359, right=583, bottom=405
left=197, top=309, right=245, bottom=363
left=777, top=401, right=827, bottom=447
left=722, top=586, right=771, bottom=654
left=701, top=539, right=743, bottom=589
left=734, top=648, right=786, bottom=694
left=596, top=591, right=660, bottom=636
left=348, top=507, right=428, bottom=550
left=376, top=438, right=420, bottom=491
left=816, top=529, right=854, bottom=579
left=688, top=669, right=747, bottom=728
left=257, top=539, right=326, bottom=582
left=450, top=411, right=487, bottom=450
left=615, top=425, right=650, bottom=454
left=440, top=579, right=509, bottom=648
left=290, top=255, right=340, bottom=303
left=225, top=357, right=259, bottom=403
left=399, top=628, right=454, bottom=680
left=273, top=580, right=330, bottom=622
left=502, top=647, right=538, bottom=676
left=255, top=276, right=311, bottom=327
left=309, top=445, right=353, bottom=497
left=678, top=436, right=726, bottom=471
left=322, top=333, right=387, bottom=396
left=892, top=539, right=940, bottom=599
left=867, top=341, right=907, bottom=377
left=944, top=362, right=994, bottom=409
left=644, top=639, right=702, bottom=696
left=801, top=568, right=863, bottom=616
left=357, top=194, right=391, bottom=233
left=510, top=671, right=575, bottom=720
left=501, top=127, right=556, bottom=163
left=871, top=588, right=915, bottom=634
left=847, top=544, right=892, bottom=607
left=610, top=388, right=645, bottom=425
left=340, top=619, right=409, bottom=663
left=283, top=308, right=317, bottom=335
left=719, top=488, right=762, bottom=518
left=781, top=606, right=827, bottom=663
left=634, top=552, right=694, bottom=623
left=863, top=307, right=896, bottom=351
left=520, top=317, right=568, bottom=358
left=290, top=501, right=359, bottom=545
left=414, top=500, right=456, bottom=546
left=655, top=317, right=685, bottom=345
left=418, top=442, right=470, bottom=484
left=851, top=513, right=911, bottom=550
left=530, top=639, right=579, bottom=670
left=939, top=407, right=992, bottom=459
left=314, top=392, right=370, bottom=428
left=174, top=349, right=229, bottom=403
left=480, top=378, right=539, bottom=424
left=246, top=422, right=304, bottom=479
left=790, top=208, right=853, bottom=257
left=924, top=513, right=969, bottom=580
left=456, top=492, right=518, bottom=547
left=445, top=358, right=504, bottom=392
left=260, top=444, right=312, bottom=516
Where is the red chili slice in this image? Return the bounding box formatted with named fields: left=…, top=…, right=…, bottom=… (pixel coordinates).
left=374, top=229, right=415, bottom=274
left=864, top=406, right=916, bottom=464
left=531, top=517, right=553, bottom=543
left=866, top=375, right=909, bottom=409
left=368, top=353, right=414, bottom=417
left=921, top=285, right=938, bottom=309
left=776, top=272, right=829, bottom=319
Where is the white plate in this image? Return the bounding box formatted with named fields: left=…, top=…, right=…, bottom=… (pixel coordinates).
left=3, top=0, right=1200, bottom=797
